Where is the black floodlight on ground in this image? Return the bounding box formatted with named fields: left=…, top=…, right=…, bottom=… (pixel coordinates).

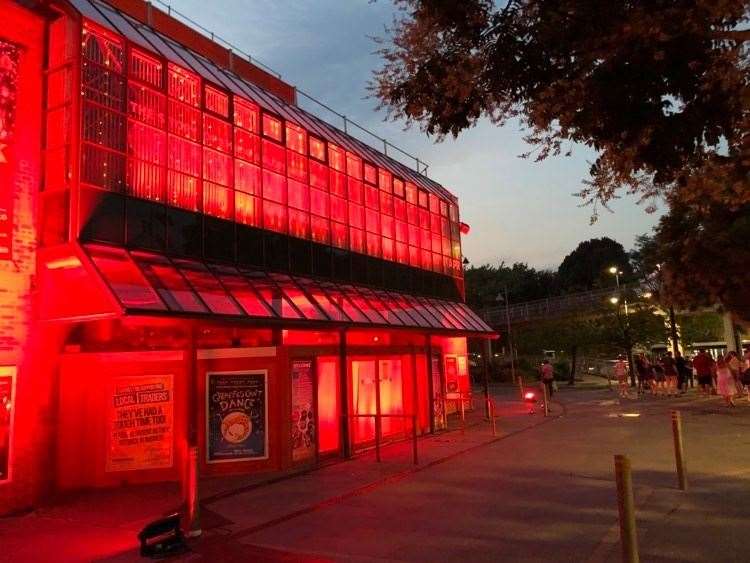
left=137, top=513, right=187, bottom=558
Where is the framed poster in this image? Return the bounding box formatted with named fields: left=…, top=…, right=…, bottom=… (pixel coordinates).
left=207, top=371, right=268, bottom=463
left=106, top=375, right=174, bottom=472
left=0, top=39, right=20, bottom=262
left=291, top=359, right=315, bottom=463
left=0, top=366, right=16, bottom=483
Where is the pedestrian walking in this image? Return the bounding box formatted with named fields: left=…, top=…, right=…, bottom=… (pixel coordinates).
left=675, top=350, right=690, bottom=393
left=742, top=346, right=750, bottom=401
left=661, top=351, right=678, bottom=396
left=652, top=357, right=666, bottom=397
left=716, top=356, right=737, bottom=407
left=692, top=349, right=715, bottom=396
left=614, top=355, right=629, bottom=398
left=726, top=351, right=742, bottom=396
left=635, top=353, right=650, bottom=395
left=540, top=359, right=555, bottom=401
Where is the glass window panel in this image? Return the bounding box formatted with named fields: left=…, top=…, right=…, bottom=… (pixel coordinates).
left=431, top=213, right=442, bottom=233
left=168, top=99, right=200, bottom=140
left=262, top=169, right=287, bottom=203
left=235, top=160, right=261, bottom=195
left=365, top=186, right=379, bottom=210
left=129, top=49, right=162, bottom=88
left=394, top=198, right=406, bottom=220
left=393, top=178, right=405, bottom=198
left=449, top=203, right=458, bottom=222
left=328, top=144, right=345, bottom=172
left=205, top=85, right=229, bottom=117
left=374, top=290, right=416, bottom=325
left=309, top=136, right=325, bottom=161
left=83, top=104, right=125, bottom=150
left=348, top=202, right=364, bottom=229
left=233, top=97, right=259, bottom=132
left=330, top=195, right=347, bottom=220
left=270, top=274, right=326, bottom=320
left=262, top=113, right=283, bottom=141
left=287, top=150, right=307, bottom=182
left=408, top=245, right=420, bottom=267
left=131, top=251, right=208, bottom=312
left=175, top=260, right=241, bottom=315
left=246, top=271, right=301, bottom=318
left=288, top=208, right=310, bottom=239
left=295, top=278, right=349, bottom=322
left=381, top=237, right=394, bottom=261
left=234, top=129, right=261, bottom=164
left=235, top=191, right=260, bottom=226
left=407, top=203, right=418, bottom=225
left=381, top=215, right=394, bottom=239
left=285, top=122, right=306, bottom=154
left=418, top=190, right=429, bottom=208
left=86, top=244, right=165, bottom=310
left=380, top=192, right=394, bottom=216
left=203, top=148, right=232, bottom=186
left=395, top=241, right=409, bottom=264
left=203, top=182, right=233, bottom=219
left=168, top=64, right=200, bottom=106
left=347, top=177, right=363, bottom=204
left=457, top=302, right=493, bottom=332
left=405, top=182, right=418, bottom=204
left=311, top=215, right=330, bottom=244
left=365, top=208, right=380, bottom=234
left=331, top=221, right=348, bottom=249
left=358, top=288, right=403, bottom=325
left=378, top=169, right=392, bottom=193
left=395, top=220, right=408, bottom=243
left=310, top=160, right=329, bottom=190
left=402, top=294, right=442, bottom=328
left=445, top=301, right=484, bottom=332
left=263, top=200, right=287, bottom=233
left=310, top=188, right=329, bottom=217
left=127, top=158, right=165, bottom=201
left=349, top=227, right=365, bottom=253
left=408, top=224, right=420, bottom=247
left=262, top=138, right=286, bottom=174
left=287, top=178, right=310, bottom=210
left=346, top=152, right=362, bottom=179
left=363, top=163, right=377, bottom=185
left=210, top=265, right=273, bottom=317
left=366, top=232, right=381, bottom=256
left=320, top=282, right=369, bottom=323
left=387, top=293, right=430, bottom=328
left=421, top=297, right=461, bottom=329
left=203, top=114, right=232, bottom=153
left=167, top=170, right=199, bottom=211
left=168, top=135, right=201, bottom=176
left=339, top=285, right=385, bottom=323
left=428, top=193, right=440, bottom=213
left=128, top=83, right=166, bottom=129
left=83, top=24, right=124, bottom=69
left=329, top=169, right=346, bottom=196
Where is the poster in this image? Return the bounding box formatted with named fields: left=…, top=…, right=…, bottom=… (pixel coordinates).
left=106, top=375, right=174, bottom=472
left=0, top=40, right=20, bottom=261
left=291, top=360, right=315, bottom=463
left=207, top=371, right=268, bottom=463
left=431, top=355, right=446, bottom=431
left=0, top=367, right=16, bottom=483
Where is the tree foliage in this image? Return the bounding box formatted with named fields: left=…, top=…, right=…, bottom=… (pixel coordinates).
left=373, top=0, right=750, bottom=213
left=557, top=237, right=633, bottom=292
left=464, top=262, right=559, bottom=309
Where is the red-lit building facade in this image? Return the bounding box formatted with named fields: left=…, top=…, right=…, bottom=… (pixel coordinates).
left=0, top=0, right=494, bottom=514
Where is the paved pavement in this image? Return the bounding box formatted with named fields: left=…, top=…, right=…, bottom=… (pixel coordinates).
left=2, top=381, right=749, bottom=562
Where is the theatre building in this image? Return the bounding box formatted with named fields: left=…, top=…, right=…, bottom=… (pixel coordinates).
left=0, top=0, right=494, bottom=515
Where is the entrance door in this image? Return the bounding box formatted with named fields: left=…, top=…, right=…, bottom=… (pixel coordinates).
left=316, top=357, right=340, bottom=456
left=350, top=358, right=405, bottom=448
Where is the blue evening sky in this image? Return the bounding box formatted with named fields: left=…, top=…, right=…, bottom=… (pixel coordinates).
left=175, top=0, right=662, bottom=270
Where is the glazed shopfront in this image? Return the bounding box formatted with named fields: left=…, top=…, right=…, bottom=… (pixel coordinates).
left=0, top=0, right=494, bottom=513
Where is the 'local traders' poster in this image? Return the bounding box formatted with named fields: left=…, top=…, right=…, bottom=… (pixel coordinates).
left=207, top=371, right=267, bottom=463
left=0, top=367, right=16, bottom=482
left=291, top=360, right=315, bottom=463
left=106, top=375, right=174, bottom=472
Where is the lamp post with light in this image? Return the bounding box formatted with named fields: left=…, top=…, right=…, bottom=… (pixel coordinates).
left=608, top=267, right=636, bottom=387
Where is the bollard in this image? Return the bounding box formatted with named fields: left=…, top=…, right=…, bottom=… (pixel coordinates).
left=459, top=397, right=466, bottom=434
left=518, top=376, right=525, bottom=401
left=490, top=400, right=497, bottom=436
left=185, top=446, right=201, bottom=538
left=542, top=382, right=549, bottom=417
left=671, top=410, right=687, bottom=491
left=412, top=414, right=419, bottom=465
left=375, top=415, right=382, bottom=462
left=614, top=454, right=639, bottom=563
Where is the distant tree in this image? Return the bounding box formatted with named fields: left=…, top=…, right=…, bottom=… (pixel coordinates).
left=464, top=262, right=559, bottom=309
left=678, top=312, right=726, bottom=347
left=557, top=237, right=632, bottom=292
left=373, top=0, right=750, bottom=214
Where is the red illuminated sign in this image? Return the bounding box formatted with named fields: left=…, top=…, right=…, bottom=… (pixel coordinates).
left=0, top=39, right=19, bottom=261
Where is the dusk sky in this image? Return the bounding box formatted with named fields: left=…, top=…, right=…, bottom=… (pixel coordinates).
left=175, top=0, right=662, bottom=270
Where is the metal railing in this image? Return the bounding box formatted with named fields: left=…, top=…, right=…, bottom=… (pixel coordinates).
left=147, top=0, right=431, bottom=175
left=345, top=413, right=420, bottom=465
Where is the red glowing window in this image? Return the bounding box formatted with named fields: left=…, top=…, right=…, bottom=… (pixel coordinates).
left=394, top=220, right=408, bottom=242
left=133, top=252, right=208, bottom=312
left=407, top=203, right=418, bottom=225
left=263, top=200, right=288, bottom=233
left=429, top=193, right=440, bottom=213
left=310, top=188, right=329, bottom=217
left=168, top=64, right=200, bottom=106
left=311, top=215, right=330, bottom=244
left=329, top=169, right=345, bottom=197
left=328, top=144, right=345, bottom=172
left=331, top=222, right=347, bottom=249
left=408, top=224, right=420, bottom=247
left=309, top=136, right=326, bottom=161
left=310, top=160, right=329, bottom=190
left=262, top=169, right=287, bottom=204
left=295, top=278, right=348, bottom=321
left=420, top=228, right=431, bottom=250
left=442, top=236, right=451, bottom=256
left=348, top=178, right=363, bottom=204
left=204, top=183, right=233, bottom=219
left=262, top=113, right=283, bottom=141
left=449, top=203, right=458, bottom=222
left=431, top=213, right=441, bottom=233
left=349, top=227, right=365, bottom=253
left=365, top=185, right=379, bottom=210
left=128, top=83, right=165, bottom=128
left=235, top=191, right=260, bottom=226
left=288, top=208, right=310, bottom=239
left=364, top=163, right=377, bottom=185
left=287, top=150, right=307, bottom=182
left=248, top=271, right=301, bottom=318
left=270, top=274, right=327, bottom=320
left=203, top=114, right=232, bottom=153
left=203, top=148, right=232, bottom=186
left=319, top=282, right=369, bottom=323
left=348, top=203, right=364, bottom=229
left=86, top=245, right=166, bottom=310
left=441, top=217, right=450, bottom=237
left=418, top=207, right=430, bottom=228
left=83, top=104, right=125, bottom=150
left=168, top=135, right=201, bottom=176
left=381, top=215, right=394, bottom=239
left=380, top=192, right=394, bottom=215
left=176, top=260, right=242, bottom=315
left=395, top=241, right=408, bottom=263
left=330, top=195, right=346, bottom=219
left=233, top=97, right=259, bottom=132
left=128, top=120, right=166, bottom=164
left=287, top=178, right=310, bottom=210
left=365, top=208, right=380, bottom=234
left=346, top=152, right=362, bottom=179
left=129, top=49, right=162, bottom=88
left=127, top=159, right=165, bottom=201
left=440, top=200, right=449, bottom=217
left=204, top=85, right=229, bottom=117
left=235, top=160, right=261, bottom=195
left=366, top=232, right=381, bottom=256
left=82, top=60, right=125, bottom=110
left=285, top=122, right=306, bottom=154
left=405, top=182, right=418, bottom=204
left=378, top=169, right=392, bottom=193
left=359, top=288, right=403, bottom=325
left=418, top=190, right=429, bottom=208
left=340, top=285, right=385, bottom=323
left=394, top=198, right=406, bottom=221
left=262, top=139, right=286, bottom=174
left=382, top=237, right=394, bottom=261
left=168, top=99, right=200, bottom=141
left=421, top=249, right=432, bottom=270
left=211, top=265, right=273, bottom=317
left=82, top=23, right=124, bottom=70
left=393, top=178, right=405, bottom=198
left=234, top=129, right=261, bottom=164
left=409, top=245, right=420, bottom=267
left=167, top=171, right=199, bottom=211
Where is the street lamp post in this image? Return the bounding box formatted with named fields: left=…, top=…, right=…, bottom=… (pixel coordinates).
left=609, top=267, right=636, bottom=387
left=496, top=286, right=517, bottom=386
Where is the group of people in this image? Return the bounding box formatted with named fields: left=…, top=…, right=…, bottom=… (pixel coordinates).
left=618, top=347, right=750, bottom=406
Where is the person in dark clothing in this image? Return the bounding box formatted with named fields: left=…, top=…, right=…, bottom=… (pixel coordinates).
left=675, top=350, right=691, bottom=393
